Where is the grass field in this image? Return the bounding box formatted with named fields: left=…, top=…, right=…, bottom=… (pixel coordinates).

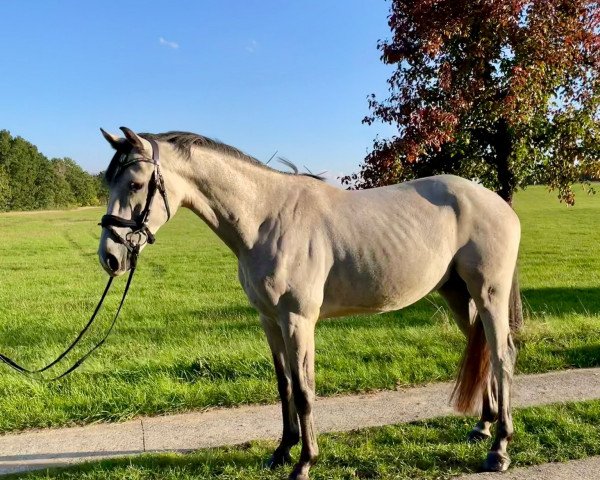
left=0, top=185, right=599, bottom=434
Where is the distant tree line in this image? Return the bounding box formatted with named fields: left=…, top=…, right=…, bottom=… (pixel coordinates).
left=0, top=130, right=108, bottom=212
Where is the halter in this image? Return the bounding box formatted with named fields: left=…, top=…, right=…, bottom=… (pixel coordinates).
left=100, top=138, right=171, bottom=266
left=0, top=138, right=170, bottom=380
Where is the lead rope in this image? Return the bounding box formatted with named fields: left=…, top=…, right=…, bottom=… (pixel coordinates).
left=0, top=136, right=166, bottom=381
left=0, top=250, right=138, bottom=381
left=51, top=260, right=137, bottom=380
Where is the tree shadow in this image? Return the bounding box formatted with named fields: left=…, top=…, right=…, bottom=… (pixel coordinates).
left=522, top=287, right=600, bottom=317
left=549, top=343, right=600, bottom=369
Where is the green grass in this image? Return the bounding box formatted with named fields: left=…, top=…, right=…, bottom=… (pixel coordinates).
left=9, top=400, right=600, bottom=479
left=0, top=185, right=598, bottom=433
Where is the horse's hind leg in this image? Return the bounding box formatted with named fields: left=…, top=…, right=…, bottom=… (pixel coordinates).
left=469, top=378, right=498, bottom=442
left=439, top=277, right=497, bottom=442
left=467, top=279, right=517, bottom=472
left=261, top=315, right=300, bottom=468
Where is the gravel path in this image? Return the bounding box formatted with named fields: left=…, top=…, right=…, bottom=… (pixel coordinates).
left=0, top=367, right=599, bottom=476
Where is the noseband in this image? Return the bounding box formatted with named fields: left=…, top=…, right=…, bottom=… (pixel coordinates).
left=100, top=138, right=171, bottom=266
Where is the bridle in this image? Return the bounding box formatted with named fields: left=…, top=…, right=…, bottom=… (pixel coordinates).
left=0, top=138, right=170, bottom=380
left=100, top=137, right=171, bottom=267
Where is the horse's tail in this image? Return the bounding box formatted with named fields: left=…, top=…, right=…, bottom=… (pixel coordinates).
left=451, top=315, right=490, bottom=414
left=451, top=270, right=522, bottom=414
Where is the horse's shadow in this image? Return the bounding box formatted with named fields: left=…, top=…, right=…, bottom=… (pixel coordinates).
left=2, top=432, right=485, bottom=479
left=1, top=445, right=273, bottom=479
left=522, top=287, right=600, bottom=317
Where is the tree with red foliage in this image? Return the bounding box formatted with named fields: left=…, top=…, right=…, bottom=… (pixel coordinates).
left=344, top=0, right=600, bottom=205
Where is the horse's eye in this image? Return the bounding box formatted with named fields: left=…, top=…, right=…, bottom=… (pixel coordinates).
left=129, top=182, right=144, bottom=192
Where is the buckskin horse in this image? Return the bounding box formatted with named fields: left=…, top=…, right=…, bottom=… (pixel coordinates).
left=98, top=127, right=521, bottom=480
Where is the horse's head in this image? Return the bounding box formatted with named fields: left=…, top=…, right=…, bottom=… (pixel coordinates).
left=98, top=127, right=174, bottom=276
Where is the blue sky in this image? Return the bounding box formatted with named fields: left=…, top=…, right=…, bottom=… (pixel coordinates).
left=0, top=1, right=396, bottom=179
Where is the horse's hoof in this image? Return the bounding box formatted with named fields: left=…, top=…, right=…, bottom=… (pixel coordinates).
left=289, top=464, right=310, bottom=480
left=266, top=451, right=292, bottom=469
left=289, top=473, right=310, bottom=480
left=467, top=429, right=491, bottom=443
left=481, top=451, right=511, bottom=472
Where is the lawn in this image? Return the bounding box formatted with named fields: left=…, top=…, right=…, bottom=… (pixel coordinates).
left=0, top=185, right=598, bottom=433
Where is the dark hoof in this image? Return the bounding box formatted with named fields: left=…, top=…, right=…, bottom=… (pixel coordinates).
left=482, top=451, right=511, bottom=472
left=289, top=464, right=310, bottom=480
left=467, top=429, right=491, bottom=443
left=289, top=472, right=310, bottom=480
left=267, top=450, right=292, bottom=469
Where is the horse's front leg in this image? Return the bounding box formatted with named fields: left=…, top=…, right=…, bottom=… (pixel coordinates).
left=261, top=314, right=300, bottom=468
left=280, top=312, right=318, bottom=480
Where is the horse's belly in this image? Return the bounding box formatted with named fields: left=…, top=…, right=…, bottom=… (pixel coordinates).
left=320, top=259, right=450, bottom=319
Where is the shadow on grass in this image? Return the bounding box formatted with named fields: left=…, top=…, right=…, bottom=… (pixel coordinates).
left=187, top=287, right=600, bottom=332
left=550, top=343, right=600, bottom=369
left=4, top=446, right=272, bottom=480
left=167, top=355, right=273, bottom=383
left=186, top=300, right=442, bottom=334
left=4, top=434, right=483, bottom=480
left=11, top=400, right=600, bottom=479
left=522, top=287, right=600, bottom=317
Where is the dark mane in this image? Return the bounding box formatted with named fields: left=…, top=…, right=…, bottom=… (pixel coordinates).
left=141, top=131, right=325, bottom=181
left=140, top=131, right=265, bottom=166
left=104, top=131, right=324, bottom=182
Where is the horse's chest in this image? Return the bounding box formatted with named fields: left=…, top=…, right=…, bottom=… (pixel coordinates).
left=237, top=260, right=286, bottom=316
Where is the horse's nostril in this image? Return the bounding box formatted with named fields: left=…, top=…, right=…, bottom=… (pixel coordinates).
left=106, top=254, right=120, bottom=272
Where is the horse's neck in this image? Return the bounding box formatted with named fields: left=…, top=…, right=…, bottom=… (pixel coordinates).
left=174, top=148, right=289, bottom=255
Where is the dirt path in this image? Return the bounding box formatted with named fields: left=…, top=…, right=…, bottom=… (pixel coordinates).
left=0, top=367, right=599, bottom=476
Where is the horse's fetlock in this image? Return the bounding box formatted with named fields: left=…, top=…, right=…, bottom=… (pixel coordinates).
left=283, top=429, right=300, bottom=447
left=498, top=424, right=514, bottom=440
left=292, top=392, right=312, bottom=414
left=302, top=449, right=319, bottom=466
left=290, top=378, right=313, bottom=414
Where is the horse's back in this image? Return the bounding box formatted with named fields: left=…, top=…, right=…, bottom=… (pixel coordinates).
left=318, top=175, right=520, bottom=317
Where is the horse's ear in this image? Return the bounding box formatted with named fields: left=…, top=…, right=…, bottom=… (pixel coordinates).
left=100, top=128, right=124, bottom=150
left=120, top=127, right=145, bottom=152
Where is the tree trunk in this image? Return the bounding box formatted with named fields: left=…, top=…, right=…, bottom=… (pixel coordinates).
left=494, top=119, right=516, bottom=204
left=493, top=118, right=523, bottom=330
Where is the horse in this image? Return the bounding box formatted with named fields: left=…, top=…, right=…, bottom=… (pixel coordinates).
left=98, top=127, right=521, bottom=480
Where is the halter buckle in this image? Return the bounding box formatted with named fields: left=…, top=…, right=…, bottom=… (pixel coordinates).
left=125, top=230, right=148, bottom=248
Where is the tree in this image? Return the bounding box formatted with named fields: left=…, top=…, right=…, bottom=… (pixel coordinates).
left=51, top=158, right=77, bottom=207
left=94, top=172, right=109, bottom=205
left=0, top=132, right=53, bottom=210
left=0, top=130, right=104, bottom=211
left=0, top=165, right=10, bottom=212
left=344, top=0, right=600, bottom=205
left=61, top=158, right=98, bottom=206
